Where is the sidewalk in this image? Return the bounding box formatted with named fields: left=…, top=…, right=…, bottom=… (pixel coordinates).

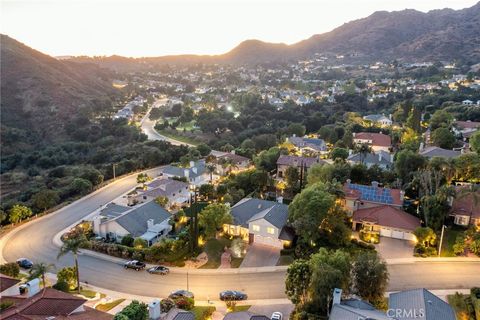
left=386, top=256, right=480, bottom=264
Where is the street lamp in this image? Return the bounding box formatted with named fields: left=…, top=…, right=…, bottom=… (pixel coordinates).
left=189, top=187, right=200, bottom=254
left=438, top=225, right=447, bottom=257
left=112, top=163, right=117, bottom=180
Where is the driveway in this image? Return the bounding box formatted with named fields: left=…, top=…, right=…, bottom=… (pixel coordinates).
left=249, top=303, right=294, bottom=319
left=240, top=244, right=280, bottom=268
left=375, top=237, right=415, bottom=259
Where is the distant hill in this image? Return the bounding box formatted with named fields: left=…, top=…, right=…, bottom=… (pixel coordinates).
left=0, top=35, right=117, bottom=153
left=69, top=2, right=480, bottom=69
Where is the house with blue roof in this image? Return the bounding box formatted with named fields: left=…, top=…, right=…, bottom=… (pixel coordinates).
left=287, top=135, right=327, bottom=156
left=223, top=198, right=294, bottom=248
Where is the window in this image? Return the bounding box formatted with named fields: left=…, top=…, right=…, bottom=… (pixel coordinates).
left=252, top=225, right=260, bottom=232
left=267, top=227, right=275, bottom=234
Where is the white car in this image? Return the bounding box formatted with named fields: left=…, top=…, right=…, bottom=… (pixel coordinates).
left=271, top=312, right=283, bottom=320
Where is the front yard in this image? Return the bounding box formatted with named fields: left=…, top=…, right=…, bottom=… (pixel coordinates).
left=440, top=227, right=464, bottom=257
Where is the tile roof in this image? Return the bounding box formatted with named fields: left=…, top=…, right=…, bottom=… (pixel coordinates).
left=231, top=198, right=288, bottom=228
left=99, top=203, right=130, bottom=218
left=347, top=151, right=392, bottom=166
left=276, top=155, right=325, bottom=168
left=288, top=136, right=327, bottom=151
left=0, top=274, right=20, bottom=292
left=389, top=288, right=456, bottom=320
left=343, top=182, right=403, bottom=206
left=114, top=201, right=171, bottom=237
left=452, top=187, right=480, bottom=220
left=330, top=303, right=391, bottom=320
left=353, top=205, right=421, bottom=231
left=173, top=311, right=195, bottom=320
left=419, top=146, right=461, bottom=159
left=217, top=153, right=250, bottom=164
left=354, top=132, right=392, bottom=147
left=455, top=120, right=480, bottom=130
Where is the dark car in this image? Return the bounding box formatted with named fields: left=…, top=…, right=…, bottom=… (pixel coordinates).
left=169, top=290, right=194, bottom=299
left=16, top=258, right=33, bottom=269
left=147, top=265, right=170, bottom=275
left=219, top=290, right=248, bottom=301
left=123, top=260, right=146, bottom=271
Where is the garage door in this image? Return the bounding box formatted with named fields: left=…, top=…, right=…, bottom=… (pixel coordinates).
left=254, top=235, right=283, bottom=248
left=391, top=230, right=405, bottom=239
left=403, top=232, right=415, bottom=241
left=380, top=228, right=392, bottom=237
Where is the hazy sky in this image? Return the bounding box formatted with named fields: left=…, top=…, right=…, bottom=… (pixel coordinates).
left=1, top=0, right=478, bottom=57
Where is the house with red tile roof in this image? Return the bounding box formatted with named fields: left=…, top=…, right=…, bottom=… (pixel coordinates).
left=0, top=276, right=112, bottom=320
left=450, top=187, right=480, bottom=227
left=353, top=132, right=392, bottom=152
left=352, top=205, right=421, bottom=241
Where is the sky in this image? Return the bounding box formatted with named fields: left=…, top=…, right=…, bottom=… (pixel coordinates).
left=1, top=0, right=478, bottom=57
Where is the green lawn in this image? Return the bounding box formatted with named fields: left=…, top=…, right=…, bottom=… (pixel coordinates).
left=231, top=305, right=251, bottom=312
left=440, top=227, right=465, bottom=257
left=95, top=299, right=125, bottom=312
left=72, top=289, right=97, bottom=299
left=191, top=306, right=216, bottom=320
left=200, top=238, right=232, bottom=269
left=157, top=129, right=200, bottom=146
left=230, top=257, right=244, bottom=268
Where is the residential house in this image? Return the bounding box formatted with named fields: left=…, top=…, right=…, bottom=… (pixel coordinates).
left=343, top=180, right=404, bottom=214
left=450, top=186, right=480, bottom=227
left=287, top=135, right=327, bottom=155
left=129, top=178, right=190, bottom=208
left=353, top=132, right=392, bottom=152
left=462, top=99, right=474, bottom=105
left=352, top=205, right=420, bottom=241
left=163, top=308, right=195, bottom=320
left=453, top=120, right=480, bottom=141
left=276, top=155, right=325, bottom=179
left=224, top=312, right=270, bottom=320
left=0, top=274, right=21, bottom=297
left=0, top=277, right=112, bottom=319
left=162, top=160, right=211, bottom=186
left=213, top=152, right=251, bottom=176
left=329, top=288, right=455, bottom=320
left=419, top=146, right=461, bottom=159
left=224, top=198, right=294, bottom=248
left=363, top=114, right=392, bottom=127
left=93, top=201, right=172, bottom=246
left=347, top=150, right=393, bottom=169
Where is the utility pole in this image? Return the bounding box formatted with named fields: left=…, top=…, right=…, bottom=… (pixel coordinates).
left=190, top=188, right=199, bottom=254
left=112, top=163, right=117, bottom=180
left=186, top=271, right=189, bottom=291
left=438, top=225, right=446, bottom=257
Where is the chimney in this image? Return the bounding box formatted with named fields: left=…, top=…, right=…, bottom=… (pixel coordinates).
left=378, top=152, right=382, bottom=162
left=277, top=196, right=283, bottom=204
left=348, top=149, right=353, bottom=156
left=352, top=132, right=356, bottom=137
left=371, top=181, right=379, bottom=188
left=19, top=278, right=40, bottom=297
left=419, top=142, right=424, bottom=151
left=147, top=219, right=154, bottom=230
left=346, top=179, right=351, bottom=185
left=400, top=190, right=405, bottom=202
left=332, top=288, right=342, bottom=305
left=189, top=161, right=195, bottom=168
left=192, top=167, right=197, bottom=174
left=149, top=299, right=161, bottom=319
left=184, top=169, right=190, bottom=178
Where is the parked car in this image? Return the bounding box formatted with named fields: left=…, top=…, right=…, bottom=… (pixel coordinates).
left=219, top=290, right=248, bottom=301
left=147, top=265, right=170, bottom=275
left=169, top=290, right=194, bottom=299
left=123, top=260, right=146, bottom=271
left=271, top=312, right=283, bottom=320
left=16, top=258, right=33, bottom=269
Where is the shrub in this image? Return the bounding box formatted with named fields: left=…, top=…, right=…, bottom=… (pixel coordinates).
left=0, top=300, right=14, bottom=311
left=53, top=281, right=70, bottom=292
left=160, top=298, right=175, bottom=313
left=121, top=235, right=134, bottom=247
left=470, top=239, right=480, bottom=256
left=174, top=297, right=194, bottom=310
left=57, top=266, right=77, bottom=290
left=133, top=237, right=148, bottom=249
left=0, top=262, right=20, bottom=278
left=453, top=235, right=466, bottom=256
left=359, top=230, right=380, bottom=244
left=114, top=300, right=148, bottom=320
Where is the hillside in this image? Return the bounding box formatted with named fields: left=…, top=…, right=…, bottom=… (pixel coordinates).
left=0, top=35, right=118, bottom=154
left=70, top=2, right=480, bottom=68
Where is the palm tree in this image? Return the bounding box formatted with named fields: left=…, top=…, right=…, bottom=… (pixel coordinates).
left=206, top=164, right=216, bottom=182
left=457, top=184, right=480, bottom=222
left=356, top=143, right=372, bottom=165
left=29, top=262, right=55, bottom=288
left=57, top=235, right=86, bottom=293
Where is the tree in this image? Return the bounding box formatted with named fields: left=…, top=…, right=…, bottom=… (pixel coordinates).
left=57, top=266, right=78, bottom=289
left=285, top=166, right=299, bottom=193
left=114, top=300, right=148, bottom=320
left=421, top=195, right=449, bottom=232
left=0, top=262, right=20, bottom=278
left=198, top=204, right=232, bottom=239
left=430, top=110, right=453, bottom=130
left=352, top=252, right=389, bottom=304
left=155, top=196, right=169, bottom=208
left=331, top=148, right=349, bottom=161
left=121, top=234, right=134, bottom=247
left=8, top=204, right=32, bottom=224
left=308, top=249, right=351, bottom=316
left=137, top=173, right=150, bottom=184
left=69, top=178, right=93, bottom=195
left=206, top=164, right=216, bottom=182
left=196, top=143, right=211, bottom=157
left=133, top=237, right=148, bottom=249
left=406, top=106, right=422, bottom=133
left=306, top=163, right=332, bottom=185
left=394, top=150, right=427, bottom=184
left=29, top=262, right=55, bottom=288
left=285, top=259, right=311, bottom=306
left=286, top=123, right=306, bottom=137
left=413, top=227, right=436, bottom=247
left=254, top=147, right=280, bottom=172
left=32, top=189, right=60, bottom=212
left=470, top=131, right=480, bottom=154
left=432, top=127, right=456, bottom=149
left=199, top=184, right=215, bottom=200
left=57, top=235, right=87, bottom=293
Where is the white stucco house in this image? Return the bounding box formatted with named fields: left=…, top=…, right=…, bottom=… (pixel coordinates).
left=162, top=160, right=212, bottom=186
left=92, top=201, right=172, bottom=246
left=363, top=114, right=392, bottom=127
left=223, top=198, right=294, bottom=249
left=129, top=178, right=190, bottom=208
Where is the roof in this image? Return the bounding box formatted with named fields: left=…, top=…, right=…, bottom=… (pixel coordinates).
left=353, top=205, right=421, bottom=231
left=139, top=179, right=189, bottom=198
left=455, top=120, right=480, bottom=130
left=330, top=303, right=391, bottom=320
left=288, top=136, right=326, bottom=151
left=389, top=288, right=456, bottom=320
left=114, top=201, right=171, bottom=237
left=276, top=155, right=325, bottom=168
left=344, top=182, right=403, bottom=206
left=173, top=311, right=195, bottom=320
left=217, top=153, right=250, bottom=164
left=0, top=274, right=20, bottom=292
left=231, top=198, right=288, bottom=228
left=363, top=114, right=391, bottom=122
left=347, top=151, right=392, bottom=166
left=247, top=204, right=289, bottom=229
left=99, top=203, right=130, bottom=219
left=223, top=312, right=269, bottom=320
left=452, top=187, right=480, bottom=219
left=419, top=146, right=461, bottom=159
left=278, top=226, right=295, bottom=241
left=354, top=132, right=391, bottom=147
left=163, top=160, right=206, bottom=179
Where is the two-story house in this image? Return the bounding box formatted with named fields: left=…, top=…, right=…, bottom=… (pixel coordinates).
left=353, top=132, right=391, bottom=152
left=162, top=160, right=211, bottom=186
left=129, top=178, right=190, bottom=208
left=287, top=135, right=327, bottom=156
left=276, top=155, right=325, bottom=179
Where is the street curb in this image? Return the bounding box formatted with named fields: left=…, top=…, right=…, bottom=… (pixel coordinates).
left=386, top=257, right=480, bottom=264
